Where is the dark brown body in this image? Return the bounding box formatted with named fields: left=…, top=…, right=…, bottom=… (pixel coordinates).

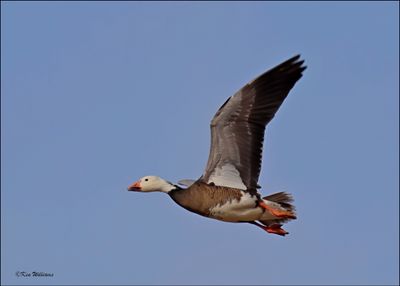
left=169, top=181, right=258, bottom=218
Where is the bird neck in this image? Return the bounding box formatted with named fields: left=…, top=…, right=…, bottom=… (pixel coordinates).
left=160, top=181, right=182, bottom=193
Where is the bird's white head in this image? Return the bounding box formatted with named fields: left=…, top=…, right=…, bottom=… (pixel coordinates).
left=127, top=175, right=176, bottom=193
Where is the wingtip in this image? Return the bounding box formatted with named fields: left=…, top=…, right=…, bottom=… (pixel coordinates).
left=278, top=54, right=306, bottom=70
left=290, top=56, right=307, bottom=74
left=292, top=54, right=301, bottom=61
left=282, top=54, right=301, bottom=65
left=291, top=54, right=307, bottom=66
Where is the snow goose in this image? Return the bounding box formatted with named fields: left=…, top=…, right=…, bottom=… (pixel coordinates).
left=128, top=55, right=306, bottom=236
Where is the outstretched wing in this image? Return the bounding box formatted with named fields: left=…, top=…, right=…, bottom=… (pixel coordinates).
left=200, top=55, right=306, bottom=193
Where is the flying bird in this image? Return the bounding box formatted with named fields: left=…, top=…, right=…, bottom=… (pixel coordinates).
left=128, top=55, right=306, bottom=236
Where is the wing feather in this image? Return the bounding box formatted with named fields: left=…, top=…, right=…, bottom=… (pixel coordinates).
left=201, top=55, right=307, bottom=193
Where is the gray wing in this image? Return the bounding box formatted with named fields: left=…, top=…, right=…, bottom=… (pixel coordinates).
left=200, top=55, right=306, bottom=193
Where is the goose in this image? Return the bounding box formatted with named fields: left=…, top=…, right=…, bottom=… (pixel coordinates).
left=128, top=55, right=306, bottom=236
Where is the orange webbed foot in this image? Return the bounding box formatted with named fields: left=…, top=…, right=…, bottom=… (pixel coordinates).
left=263, top=224, right=288, bottom=236
left=249, top=221, right=289, bottom=236
left=258, top=200, right=297, bottom=219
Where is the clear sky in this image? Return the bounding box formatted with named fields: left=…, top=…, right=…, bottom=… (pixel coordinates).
left=1, top=2, right=399, bottom=285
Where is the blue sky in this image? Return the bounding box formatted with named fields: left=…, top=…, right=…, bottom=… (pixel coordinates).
left=1, top=2, right=398, bottom=285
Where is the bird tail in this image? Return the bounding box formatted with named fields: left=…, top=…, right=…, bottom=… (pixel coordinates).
left=263, top=192, right=296, bottom=213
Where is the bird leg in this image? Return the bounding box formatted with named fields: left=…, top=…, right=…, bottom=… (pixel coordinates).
left=250, top=221, right=288, bottom=236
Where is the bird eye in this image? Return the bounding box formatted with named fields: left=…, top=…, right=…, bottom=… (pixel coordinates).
left=145, top=178, right=149, bottom=182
